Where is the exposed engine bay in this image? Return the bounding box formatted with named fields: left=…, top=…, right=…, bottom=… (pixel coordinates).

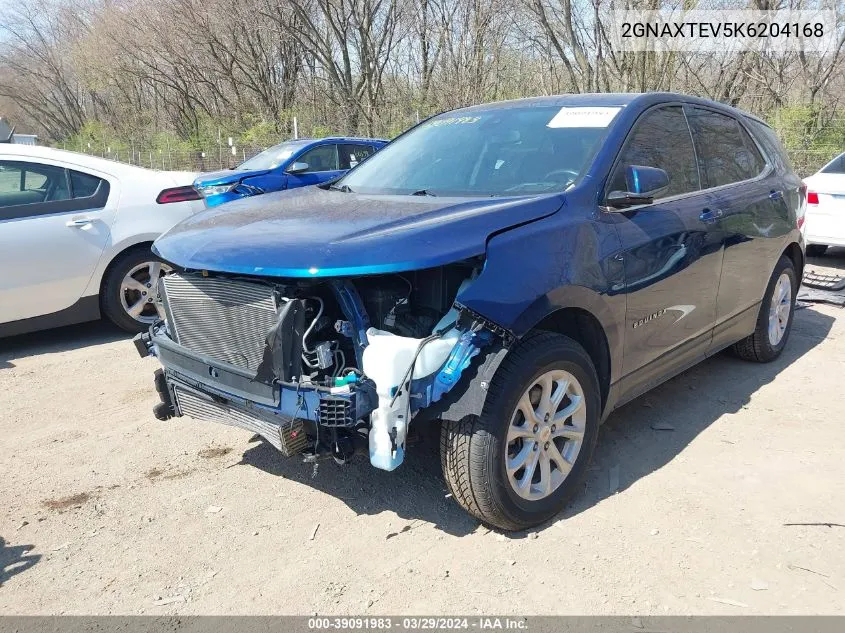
left=136, top=258, right=502, bottom=470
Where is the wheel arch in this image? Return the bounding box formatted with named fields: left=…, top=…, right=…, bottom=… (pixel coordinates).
left=528, top=306, right=612, bottom=415
left=782, top=241, right=804, bottom=280
left=97, top=240, right=156, bottom=308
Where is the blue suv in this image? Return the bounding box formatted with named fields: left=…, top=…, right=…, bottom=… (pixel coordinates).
left=193, top=137, right=388, bottom=207
left=137, top=93, right=805, bottom=531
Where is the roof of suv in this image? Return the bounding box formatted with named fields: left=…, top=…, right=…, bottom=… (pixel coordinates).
left=454, top=92, right=769, bottom=127
left=302, top=136, right=390, bottom=144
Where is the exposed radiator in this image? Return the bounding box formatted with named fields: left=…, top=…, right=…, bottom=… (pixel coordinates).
left=174, top=386, right=308, bottom=456
left=160, top=273, right=278, bottom=371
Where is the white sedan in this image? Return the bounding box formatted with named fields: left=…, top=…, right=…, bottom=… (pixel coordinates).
left=0, top=144, right=202, bottom=336
left=803, top=151, right=845, bottom=256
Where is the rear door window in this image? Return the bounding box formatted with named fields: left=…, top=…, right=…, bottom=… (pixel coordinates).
left=687, top=108, right=766, bottom=188
left=608, top=105, right=700, bottom=199
left=339, top=144, right=376, bottom=169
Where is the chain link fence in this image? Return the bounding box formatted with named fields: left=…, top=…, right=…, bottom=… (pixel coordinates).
left=60, top=119, right=844, bottom=178
left=769, top=116, right=845, bottom=177
left=59, top=143, right=271, bottom=172
left=784, top=148, right=840, bottom=177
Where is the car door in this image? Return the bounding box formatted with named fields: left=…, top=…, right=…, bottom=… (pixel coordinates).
left=285, top=143, right=343, bottom=187
left=609, top=105, right=725, bottom=399
left=684, top=107, right=792, bottom=351
left=0, top=158, right=116, bottom=324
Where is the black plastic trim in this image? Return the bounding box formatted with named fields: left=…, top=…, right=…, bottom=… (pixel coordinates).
left=133, top=331, right=152, bottom=358
left=153, top=333, right=279, bottom=407
left=415, top=342, right=509, bottom=423
left=0, top=295, right=100, bottom=338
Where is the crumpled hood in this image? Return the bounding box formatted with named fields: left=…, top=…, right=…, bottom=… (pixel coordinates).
left=194, top=167, right=270, bottom=188
left=153, top=186, right=563, bottom=277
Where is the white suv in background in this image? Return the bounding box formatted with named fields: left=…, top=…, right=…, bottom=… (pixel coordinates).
left=0, top=144, right=202, bottom=336
left=803, top=151, right=845, bottom=256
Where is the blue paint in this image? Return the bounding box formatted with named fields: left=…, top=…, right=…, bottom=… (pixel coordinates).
left=194, top=137, right=388, bottom=207
left=278, top=385, right=322, bottom=421
left=409, top=329, right=492, bottom=410
left=432, top=330, right=490, bottom=401
left=330, top=279, right=371, bottom=366
left=153, top=186, right=563, bottom=278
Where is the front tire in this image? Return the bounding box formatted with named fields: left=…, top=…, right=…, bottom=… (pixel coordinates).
left=732, top=255, right=797, bottom=363
left=101, top=246, right=172, bottom=333
left=440, top=332, right=600, bottom=531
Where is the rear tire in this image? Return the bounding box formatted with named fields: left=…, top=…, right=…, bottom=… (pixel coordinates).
left=732, top=255, right=797, bottom=363
left=806, top=244, right=827, bottom=257
left=440, top=332, right=600, bottom=531
left=101, top=246, right=171, bottom=333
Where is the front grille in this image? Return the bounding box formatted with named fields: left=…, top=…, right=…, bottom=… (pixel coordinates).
left=161, top=273, right=278, bottom=371
left=174, top=386, right=308, bottom=456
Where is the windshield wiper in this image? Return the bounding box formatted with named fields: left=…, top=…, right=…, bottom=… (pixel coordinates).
left=411, top=189, right=436, bottom=197
left=329, top=183, right=353, bottom=193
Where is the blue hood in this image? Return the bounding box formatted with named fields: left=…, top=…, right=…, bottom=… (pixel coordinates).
left=194, top=168, right=271, bottom=187
left=153, top=186, right=564, bottom=277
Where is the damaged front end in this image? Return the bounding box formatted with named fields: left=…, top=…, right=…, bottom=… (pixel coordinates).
left=135, top=260, right=506, bottom=470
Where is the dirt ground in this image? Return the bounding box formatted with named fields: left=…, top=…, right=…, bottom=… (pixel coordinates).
left=1, top=252, right=844, bottom=616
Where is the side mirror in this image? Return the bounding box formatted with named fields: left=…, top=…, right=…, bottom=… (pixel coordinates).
left=607, top=190, right=653, bottom=208
left=607, top=165, right=670, bottom=209
left=287, top=161, right=309, bottom=174
left=625, top=165, right=669, bottom=197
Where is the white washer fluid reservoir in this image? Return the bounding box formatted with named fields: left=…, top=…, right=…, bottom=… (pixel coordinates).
left=362, top=327, right=461, bottom=470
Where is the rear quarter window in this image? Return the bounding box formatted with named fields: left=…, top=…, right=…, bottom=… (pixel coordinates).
left=70, top=169, right=103, bottom=198
left=745, top=117, right=793, bottom=174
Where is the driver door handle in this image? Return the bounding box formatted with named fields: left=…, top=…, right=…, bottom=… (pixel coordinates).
left=66, top=218, right=94, bottom=228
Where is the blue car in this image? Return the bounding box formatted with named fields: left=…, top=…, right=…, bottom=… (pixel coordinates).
left=193, top=137, right=388, bottom=207
left=138, top=93, right=805, bottom=530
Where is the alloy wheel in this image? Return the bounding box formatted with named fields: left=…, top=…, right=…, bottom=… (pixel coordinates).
left=767, top=272, right=792, bottom=346
left=505, top=369, right=586, bottom=501
left=119, top=261, right=171, bottom=324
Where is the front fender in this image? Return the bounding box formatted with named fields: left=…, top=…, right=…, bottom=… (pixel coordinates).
left=455, top=208, right=626, bottom=384
left=513, top=285, right=625, bottom=385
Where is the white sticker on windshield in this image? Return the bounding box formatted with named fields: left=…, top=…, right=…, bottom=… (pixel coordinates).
left=547, top=107, right=622, bottom=128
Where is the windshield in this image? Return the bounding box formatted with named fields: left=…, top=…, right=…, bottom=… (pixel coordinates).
left=238, top=141, right=307, bottom=171
left=338, top=106, right=616, bottom=196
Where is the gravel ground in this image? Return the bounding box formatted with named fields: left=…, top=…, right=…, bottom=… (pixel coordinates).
left=1, top=251, right=844, bottom=615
